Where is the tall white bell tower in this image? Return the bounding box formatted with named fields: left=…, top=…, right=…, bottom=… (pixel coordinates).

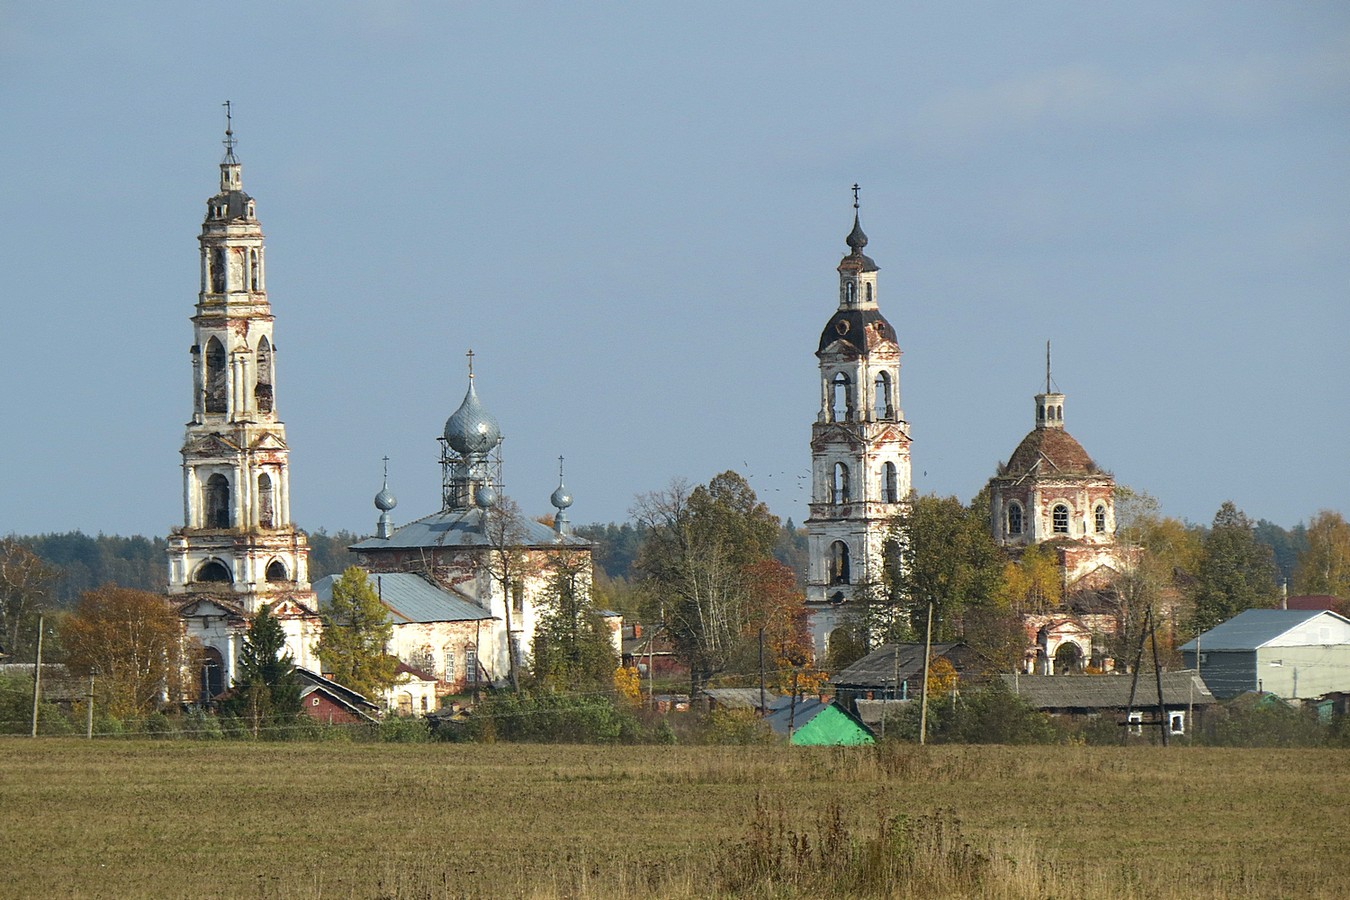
left=804, top=189, right=912, bottom=657
left=167, top=106, right=320, bottom=697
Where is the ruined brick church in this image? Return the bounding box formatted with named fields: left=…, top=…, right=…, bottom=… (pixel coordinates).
left=803, top=196, right=1134, bottom=669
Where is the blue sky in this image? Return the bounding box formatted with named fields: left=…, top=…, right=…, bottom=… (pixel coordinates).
left=2, top=3, right=1347, bottom=538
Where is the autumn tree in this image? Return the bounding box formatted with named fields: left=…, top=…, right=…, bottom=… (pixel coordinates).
left=885, top=494, right=1004, bottom=642
left=743, top=558, right=823, bottom=695
left=531, top=549, right=615, bottom=691
left=992, top=543, right=1063, bottom=614
left=475, top=496, right=542, bottom=694
left=1293, top=510, right=1350, bottom=601
left=1190, top=502, right=1279, bottom=635
left=632, top=472, right=780, bottom=693
left=0, top=539, right=58, bottom=661
left=62, top=586, right=193, bottom=718
left=225, top=606, right=302, bottom=736
left=317, top=566, right=399, bottom=702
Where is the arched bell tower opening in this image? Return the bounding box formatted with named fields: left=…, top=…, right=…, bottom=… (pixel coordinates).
left=805, top=187, right=913, bottom=657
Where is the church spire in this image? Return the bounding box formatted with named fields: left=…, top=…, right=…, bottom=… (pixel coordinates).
left=1035, top=340, right=1066, bottom=430
left=219, top=100, right=243, bottom=194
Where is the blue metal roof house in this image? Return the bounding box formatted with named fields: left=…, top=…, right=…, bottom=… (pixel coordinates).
left=1179, top=609, right=1350, bottom=700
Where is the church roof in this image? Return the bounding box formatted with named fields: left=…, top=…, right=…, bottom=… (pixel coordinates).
left=817, top=308, right=897, bottom=356
left=999, top=427, right=1100, bottom=478
left=311, top=572, right=494, bottom=624
left=350, top=506, right=591, bottom=552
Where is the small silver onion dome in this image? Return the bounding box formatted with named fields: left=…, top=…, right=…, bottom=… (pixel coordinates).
left=551, top=483, right=573, bottom=510
left=474, top=485, right=497, bottom=509
left=444, top=380, right=502, bottom=455
left=375, top=486, right=398, bottom=511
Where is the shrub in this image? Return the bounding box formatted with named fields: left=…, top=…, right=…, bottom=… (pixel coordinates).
left=467, top=692, right=638, bottom=744
left=378, top=716, right=431, bottom=743
left=701, top=708, right=772, bottom=745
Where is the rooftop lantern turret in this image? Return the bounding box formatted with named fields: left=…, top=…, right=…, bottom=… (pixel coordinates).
left=374, top=456, right=398, bottom=539
left=440, top=349, right=504, bottom=511
left=551, top=456, right=574, bottom=536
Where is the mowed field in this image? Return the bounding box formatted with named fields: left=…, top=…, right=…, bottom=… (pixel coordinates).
left=1, top=739, right=1346, bottom=899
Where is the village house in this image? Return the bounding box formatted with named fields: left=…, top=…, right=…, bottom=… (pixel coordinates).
left=1000, top=672, right=1216, bottom=737
left=1180, top=609, right=1350, bottom=700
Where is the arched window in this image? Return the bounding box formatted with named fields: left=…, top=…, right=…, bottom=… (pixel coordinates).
left=844, top=281, right=856, bottom=306
left=865, top=283, right=873, bottom=303
left=265, top=559, right=287, bottom=582
left=881, top=462, right=898, bottom=503
left=1037, top=403, right=1045, bottom=423
left=465, top=644, right=478, bottom=684
left=443, top=647, right=456, bottom=683
left=249, top=249, right=260, bottom=291
left=1008, top=503, right=1024, bottom=535
left=830, top=373, right=852, bottom=422
left=1094, top=504, right=1107, bottom=533
left=1052, top=504, right=1070, bottom=534
left=194, top=559, right=232, bottom=583
left=258, top=473, right=275, bottom=529
left=204, top=337, right=227, bottom=414
left=205, top=474, right=231, bottom=529
left=255, top=337, right=274, bottom=413
left=200, top=647, right=225, bottom=700
left=873, top=371, right=894, bottom=420
left=883, top=539, right=902, bottom=581
left=829, top=541, right=851, bottom=585
left=211, top=248, right=225, bottom=293
left=832, top=463, right=850, bottom=504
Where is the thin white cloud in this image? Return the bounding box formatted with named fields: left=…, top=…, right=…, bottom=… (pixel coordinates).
left=911, top=36, right=1350, bottom=149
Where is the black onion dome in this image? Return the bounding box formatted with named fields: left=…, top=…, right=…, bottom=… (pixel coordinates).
left=818, top=308, right=897, bottom=355
left=847, top=213, right=868, bottom=252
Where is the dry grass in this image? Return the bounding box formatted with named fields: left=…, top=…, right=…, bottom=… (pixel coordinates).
left=0, top=739, right=1345, bottom=898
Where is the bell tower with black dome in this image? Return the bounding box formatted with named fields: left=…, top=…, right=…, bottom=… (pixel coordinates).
left=805, top=189, right=913, bottom=657
left=168, top=106, right=321, bottom=697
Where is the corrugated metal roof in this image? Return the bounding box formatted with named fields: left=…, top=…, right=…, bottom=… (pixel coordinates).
left=1000, top=673, right=1216, bottom=709
left=764, top=696, right=829, bottom=734
left=312, top=572, right=494, bottom=624
left=700, top=687, right=777, bottom=710
left=830, top=642, right=965, bottom=688
left=350, top=506, right=591, bottom=552
left=1178, top=609, right=1339, bottom=652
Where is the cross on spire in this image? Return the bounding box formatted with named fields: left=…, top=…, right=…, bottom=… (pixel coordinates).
left=852, top=183, right=860, bottom=210
left=466, top=348, right=475, bottom=379
left=222, top=100, right=237, bottom=161
left=382, top=455, right=390, bottom=480
left=558, top=455, right=565, bottom=480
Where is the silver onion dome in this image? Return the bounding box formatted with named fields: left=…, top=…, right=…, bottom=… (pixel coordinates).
left=551, top=483, right=573, bottom=510
left=375, top=486, right=398, bottom=511
left=443, top=379, right=502, bottom=455
left=474, top=485, right=498, bottom=509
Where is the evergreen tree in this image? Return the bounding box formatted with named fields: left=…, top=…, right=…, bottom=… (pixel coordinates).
left=317, top=566, right=399, bottom=702
left=1191, top=502, right=1279, bottom=635
left=225, top=606, right=302, bottom=737
left=531, top=550, right=616, bottom=690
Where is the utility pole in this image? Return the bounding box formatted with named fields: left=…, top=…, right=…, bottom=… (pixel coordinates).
left=757, top=627, right=766, bottom=716
left=918, top=602, right=933, bottom=746
left=1122, top=607, right=1148, bottom=745
left=86, top=669, right=96, bottom=740
left=1149, top=606, right=1169, bottom=748
left=30, top=614, right=44, bottom=738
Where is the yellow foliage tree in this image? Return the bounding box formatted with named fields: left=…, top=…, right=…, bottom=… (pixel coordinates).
left=613, top=665, right=641, bottom=706
left=926, top=656, right=959, bottom=699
